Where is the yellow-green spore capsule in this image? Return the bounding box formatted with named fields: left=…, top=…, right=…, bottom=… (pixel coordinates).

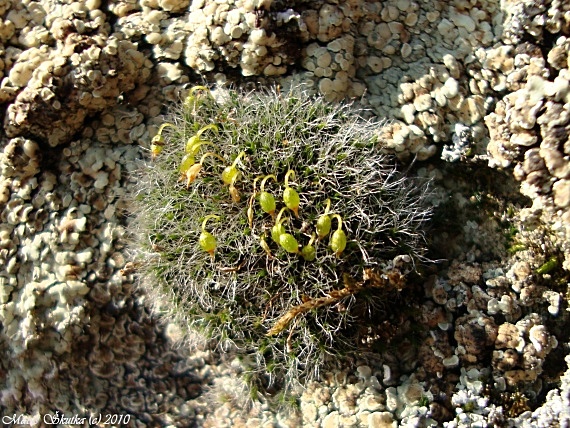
left=316, top=199, right=332, bottom=239
left=330, top=229, right=346, bottom=257
left=284, top=188, right=300, bottom=217
left=301, top=244, right=316, bottom=261
left=301, top=233, right=316, bottom=261
left=185, top=135, right=201, bottom=153
left=182, top=163, right=202, bottom=187
left=260, top=192, right=276, bottom=215
left=150, top=123, right=174, bottom=159
left=221, top=166, right=239, bottom=185
left=316, top=215, right=331, bottom=239
left=330, top=214, right=346, bottom=257
left=271, top=208, right=289, bottom=243
left=185, top=125, right=218, bottom=153
left=184, top=85, right=211, bottom=110
left=247, top=177, right=263, bottom=229
left=196, top=123, right=219, bottom=138
left=283, top=170, right=300, bottom=217
left=199, top=215, right=220, bottom=258
left=199, top=231, right=216, bottom=256
left=221, top=166, right=236, bottom=185
left=179, top=153, right=196, bottom=173
left=150, top=137, right=164, bottom=158
left=229, top=184, right=240, bottom=203
left=271, top=223, right=286, bottom=243
left=259, top=174, right=278, bottom=216
left=221, top=151, right=246, bottom=186
left=181, top=152, right=225, bottom=187
left=186, top=139, right=219, bottom=158
left=279, top=233, right=299, bottom=254
left=247, top=194, right=256, bottom=229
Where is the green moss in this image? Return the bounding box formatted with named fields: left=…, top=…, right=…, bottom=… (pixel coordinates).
left=418, top=395, right=430, bottom=407
left=536, top=256, right=559, bottom=275
left=130, top=85, right=432, bottom=398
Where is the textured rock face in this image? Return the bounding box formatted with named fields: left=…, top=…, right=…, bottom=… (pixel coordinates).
left=1, top=0, right=565, bottom=162
left=480, top=0, right=570, bottom=269
left=4, top=34, right=151, bottom=147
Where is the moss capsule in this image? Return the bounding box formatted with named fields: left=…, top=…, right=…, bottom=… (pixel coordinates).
left=316, top=199, right=332, bottom=239
left=183, top=125, right=219, bottom=173
left=284, top=187, right=300, bottom=217
left=260, top=192, right=276, bottom=216
left=247, top=195, right=256, bottom=228
left=184, top=85, right=211, bottom=111
left=301, top=245, right=316, bottom=261
left=196, top=123, right=219, bottom=138
left=279, top=233, right=299, bottom=254
left=221, top=166, right=239, bottom=186
left=179, top=153, right=196, bottom=173
left=185, top=135, right=201, bottom=153
left=199, top=231, right=216, bottom=256
left=330, top=229, right=347, bottom=257
left=283, top=170, right=300, bottom=218
left=247, top=177, right=263, bottom=229
left=271, top=207, right=289, bottom=243
left=185, top=140, right=219, bottom=158
left=259, top=174, right=278, bottom=217
left=150, top=136, right=164, bottom=158
left=301, top=234, right=317, bottom=261
left=181, top=152, right=225, bottom=188
left=199, top=215, right=220, bottom=258
left=330, top=214, right=346, bottom=257
left=316, top=215, right=331, bottom=240
left=272, top=223, right=286, bottom=243
left=222, top=151, right=246, bottom=186
left=150, top=123, right=175, bottom=158
left=182, top=163, right=202, bottom=187
left=184, top=124, right=218, bottom=154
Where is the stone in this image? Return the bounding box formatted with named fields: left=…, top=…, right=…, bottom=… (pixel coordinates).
left=359, top=394, right=383, bottom=412
left=316, top=50, right=332, bottom=68
left=451, top=12, right=476, bottom=32
left=529, top=324, right=557, bottom=355
left=404, top=13, right=418, bottom=27
left=511, top=131, right=538, bottom=147
left=368, top=411, right=396, bottom=427
left=552, top=179, right=570, bottom=208
left=367, top=56, right=383, bottom=73
left=396, top=0, right=411, bottom=12
left=426, top=11, right=440, bottom=23
left=322, top=411, right=340, bottom=428
left=437, top=19, right=455, bottom=38
left=401, top=103, right=416, bottom=124
left=443, top=54, right=461, bottom=79
left=443, top=355, right=459, bottom=368
left=413, top=93, right=432, bottom=112
left=496, top=323, right=524, bottom=351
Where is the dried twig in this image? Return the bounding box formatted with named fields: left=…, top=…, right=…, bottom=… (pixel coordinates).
left=266, top=268, right=404, bottom=336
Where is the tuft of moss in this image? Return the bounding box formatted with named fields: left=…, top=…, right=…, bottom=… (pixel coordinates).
left=129, top=86, right=432, bottom=397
